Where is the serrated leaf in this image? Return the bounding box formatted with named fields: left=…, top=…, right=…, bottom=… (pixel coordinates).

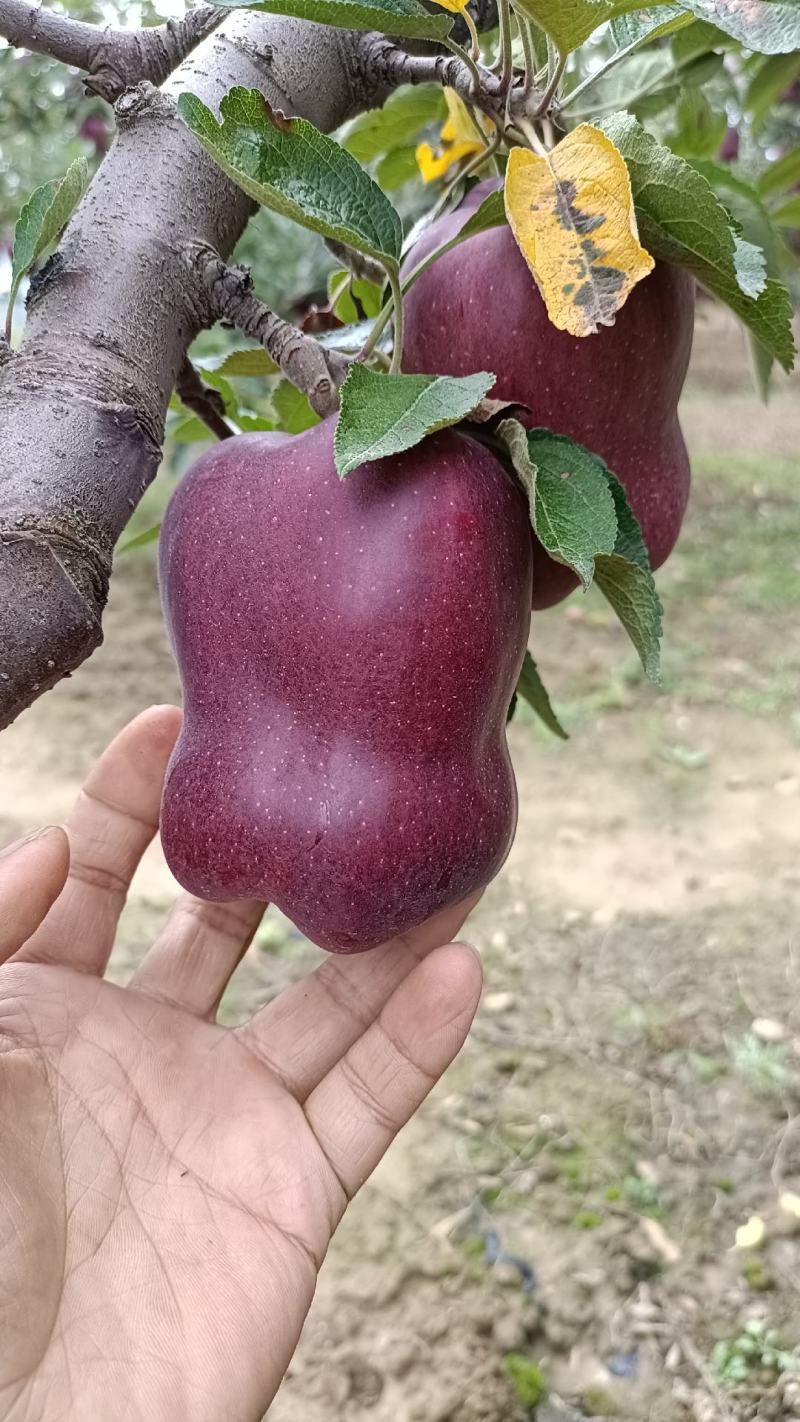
left=610, top=6, right=693, bottom=46
left=516, top=651, right=568, bottom=740
left=117, top=524, right=161, bottom=554
left=334, top=364, right=494, bottom=477
left=675, top=0, right=800, bottom=54
left=512, top=0, right=681, bottom=52
left=757, top=146, right=800, bottom=200
left=179, top=88, right=402, bottom=270
left=497, top=421, right=618, bottom=587
left=273, top=380, right=321, bottom=434
left=504, top=128, right=655, bottom=338
left=210, top=347, right=280, bottom=377
left=732, top=235, right=767, bottom=298
left=746, top=52, right=800, bottom=128
left=600, top=111, right=796, bottom=371
left=594, top=470, right=663, bottom=681
left=8, top=157, right=88, bottom=325
left=691, top=158, right=783, bottom=276
left=207, top=0, right=452, bottom=40
left=341, top=85, right=446, bottom=164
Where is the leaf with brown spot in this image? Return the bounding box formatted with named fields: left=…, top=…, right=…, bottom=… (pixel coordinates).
left=504, top=126, right=654, bottom=337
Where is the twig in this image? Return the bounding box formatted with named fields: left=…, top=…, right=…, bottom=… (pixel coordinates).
left=533, top=48, right=566, bottom=119
left=494, top=0, right=513, bottom=91
left=174, top=358, right=234, bottom=441
left=184, top=244, right=347, bottom=417
left=357, top=32, right=506, bottom=129
left=0, top=0, right=225, bottom=103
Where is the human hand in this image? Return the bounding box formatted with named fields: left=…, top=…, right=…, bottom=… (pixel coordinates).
left=0, top=707, right=482, bottom=1422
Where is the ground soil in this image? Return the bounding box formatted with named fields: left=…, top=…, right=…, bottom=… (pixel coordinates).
left=1, top=304, right=800, bottom=1421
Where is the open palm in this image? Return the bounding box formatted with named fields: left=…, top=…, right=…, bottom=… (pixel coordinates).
left=0, top=708, right=481, bottom=1422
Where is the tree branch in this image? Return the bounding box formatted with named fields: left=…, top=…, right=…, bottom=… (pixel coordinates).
left=0, top=0, right=226, bottom=102
left=357, top=32, right=507, bottom=127
left=185, top=244, right=347, bottom=416
left=175, top=357, right=234, bottom=441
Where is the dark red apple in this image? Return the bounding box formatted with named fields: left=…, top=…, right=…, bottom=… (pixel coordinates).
left=403, top=181, right=695, bottom=608
left=159, top=419, right=532, bottom=953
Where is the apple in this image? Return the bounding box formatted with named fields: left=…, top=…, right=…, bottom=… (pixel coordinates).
left=159, top=419, right=532, bottom=953
left=403, top=180, right=695, bottom=608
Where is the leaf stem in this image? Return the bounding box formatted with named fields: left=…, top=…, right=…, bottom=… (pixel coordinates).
left=517, top=15, right=541, bottom=99
left=495, top=0, right=513, bottom=89
left=4, top=276, right=20, bottom=346
left=533, top=49, right=566, bottom=118
left=444, top=35, right=481, bottom=97
left=463, top=6, right=481, bottom=60
left=387, top=265, right=404, bottom=374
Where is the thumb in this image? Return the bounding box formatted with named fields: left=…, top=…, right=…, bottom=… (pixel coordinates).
left=0, top=827, right=70, bottom=963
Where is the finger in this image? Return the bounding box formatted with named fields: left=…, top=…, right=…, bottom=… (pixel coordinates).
left=0, top=828, right=70, bottom=964
left=17, top=706, right=182, bottom=974
left=130, top=894, right=266, bottom=1017
left=304, top=942, right=482, bottom=1202
left=236, top=893, right=480, bottom=1099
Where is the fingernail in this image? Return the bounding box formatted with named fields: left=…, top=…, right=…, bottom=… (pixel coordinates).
left=0, top=826, right=59, bottom=862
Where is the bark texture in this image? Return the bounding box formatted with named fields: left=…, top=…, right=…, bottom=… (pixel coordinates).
left=0, top=15, right=371, bottom=727
left=0, top=0, right=226, bottom=101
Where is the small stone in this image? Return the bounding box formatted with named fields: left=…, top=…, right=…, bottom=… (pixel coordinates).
left=484, top=991, right=514, bottom=1014
left=752, top=1017, right=787, bottom=1043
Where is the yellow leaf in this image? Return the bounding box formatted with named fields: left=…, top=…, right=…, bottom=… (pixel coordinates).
left=431, top=0, right=469, bottom=10
left=415, top=89, right=490, bottom=184
left=416, top=139, right=481, bottom=183
left=504, top=125, right=655, bottom=338
left=734, top=1215, right=765, bottom=1250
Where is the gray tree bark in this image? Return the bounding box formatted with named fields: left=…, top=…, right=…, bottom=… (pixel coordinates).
left=0, top=15, right=378, bottom=727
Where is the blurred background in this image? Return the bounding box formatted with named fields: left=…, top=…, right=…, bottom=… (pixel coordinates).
left=2, top=9, right=800, bottom=1420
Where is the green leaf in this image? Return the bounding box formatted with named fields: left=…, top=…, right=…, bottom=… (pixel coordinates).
left=327, top=270, right=383, bottom=322
left=757, top=146, right=800, bottom=200
left=334, top=364, right=494, bottom=478
left=610, top=6, right=694, bottom=47
left=317, top=317, right=377, bottom=353
left=207, top=0, right=452, bottom=38
left=732, top=235, right=767, bottom=299
left=670, top=15, right=730, bottom=60
left=210, top=347, right=280, bottom=377
left=496, top=422, right=618, bottom=588
left=745, top=51, right=800, bottom=126
left=594, top=471, right=663, bottom=681
left=669, top=89, right=728, bottom=159
left=748, top=330, right=774, bottom=402
left=341, top=85, right=446, bottom=164
left=171, top=415, right=217, bottom=443
left=511, top=0, right=678, bottom=52
left=691, top=159, right=783, bottom=276
left=272, top=380, right=321, bottom=434
left=771, top=194, right=800, bottom=227
left=402, top=187, right=507, bottom=291
left=117, top=524, right=161, bottom=554
left=676, top=0, right=800, bottom=54
left=179, top=89, right=403, bottom=271
left=516, top=651, right=569, bottom=740
left=376, top=145, right=420, bottom=191
left=8, top=157, right=88, bottom=323
left=237, top=413, right=279, bottom=431
left=600, top=112, right=796, bottom=372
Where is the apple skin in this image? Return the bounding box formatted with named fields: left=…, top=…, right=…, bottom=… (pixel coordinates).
left=403, top=180, right=695, bottom=609
left=159, top=420, right=532, bottom=953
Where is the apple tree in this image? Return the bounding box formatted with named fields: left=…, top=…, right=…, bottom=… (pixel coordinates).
left=0, top=0, right=798, bottom=738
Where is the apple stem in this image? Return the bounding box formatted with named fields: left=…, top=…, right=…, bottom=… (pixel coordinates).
left=387, top=267, right=405, bottom=375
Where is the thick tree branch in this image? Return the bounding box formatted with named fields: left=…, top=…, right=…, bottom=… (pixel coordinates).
left=175, top=357, right=234, bottom=441
left=0, top=0, right=226, bottom=102
left=185, top=244, right=347, bottom=416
